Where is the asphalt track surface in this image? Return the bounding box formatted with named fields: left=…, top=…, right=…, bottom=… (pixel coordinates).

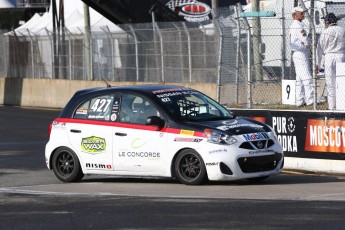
left=1, top=105, right=345, bottom=229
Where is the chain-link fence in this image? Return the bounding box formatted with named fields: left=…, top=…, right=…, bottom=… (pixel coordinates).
left=219, top=2, right=345, bottom=111
left=1, top=4, right=345, bottom=110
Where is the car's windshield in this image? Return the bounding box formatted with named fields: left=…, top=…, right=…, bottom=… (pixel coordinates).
left=153, top=88, right=235, bottom=122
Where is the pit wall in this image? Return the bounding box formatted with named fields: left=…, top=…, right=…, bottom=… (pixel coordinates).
left=0, top=78, right=217, bottom=108
left=233, top=109, right=345, bottom=174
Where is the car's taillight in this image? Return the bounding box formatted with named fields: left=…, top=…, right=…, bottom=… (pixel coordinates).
left=48, top=122, right=53, bottom=138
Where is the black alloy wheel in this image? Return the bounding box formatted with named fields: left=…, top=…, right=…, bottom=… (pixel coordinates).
left=175, top=149, right=207, bottom=185
left=52, top=147, right=84, bottom=182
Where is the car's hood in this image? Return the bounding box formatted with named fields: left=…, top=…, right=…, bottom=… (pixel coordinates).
left=188, top=116, right=270, bottom=135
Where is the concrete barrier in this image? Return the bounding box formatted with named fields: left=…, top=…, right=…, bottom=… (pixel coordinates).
left=0, top=78, right=217, bottom=108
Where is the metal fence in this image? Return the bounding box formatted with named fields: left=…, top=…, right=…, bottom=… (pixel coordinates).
left=1, top=5, right=345, bottom=110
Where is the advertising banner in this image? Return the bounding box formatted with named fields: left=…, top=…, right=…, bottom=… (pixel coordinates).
left=81, top=0, right=246, bottom=24
left=232, top=109, right=345, bottom=161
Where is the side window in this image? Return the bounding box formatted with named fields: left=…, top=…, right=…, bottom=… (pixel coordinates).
left=119, top=94, right=159, bottom=124
left=73, top=94, right=114, bottom=121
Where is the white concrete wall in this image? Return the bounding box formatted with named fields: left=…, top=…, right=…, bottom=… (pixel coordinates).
left=0, top=78, right=218, bottom=108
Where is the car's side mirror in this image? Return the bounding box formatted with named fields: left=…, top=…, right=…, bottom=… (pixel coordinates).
left=146, top=116, right=165, bottom=129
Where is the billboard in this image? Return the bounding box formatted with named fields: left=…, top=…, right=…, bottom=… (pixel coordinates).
left=81, top=0, right=246, bottom=24
left=233, top=109, right=345, bottom=161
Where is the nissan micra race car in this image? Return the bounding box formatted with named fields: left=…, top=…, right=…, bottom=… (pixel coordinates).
left=45, top=84, right=284, bottom=185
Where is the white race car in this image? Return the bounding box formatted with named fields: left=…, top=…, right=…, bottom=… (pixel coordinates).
left=45, top=84, right=283, bottom=185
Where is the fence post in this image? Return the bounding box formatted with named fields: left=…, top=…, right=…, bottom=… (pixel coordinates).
left=68, top=31, right=72, bottom=80
left=235, top=4, right=241, bottom=105
left=281, top=8, right=286, bottom=80
left=45, top=28, right=53, bottom=79
left=102, top=26, right=114, bottom=81
left=3, top=35, right=8, bottom=77
left=26, top=29, right=35, bottom=78
left=154, top=23, right=165, bottom=82
left=84, top=3, right=92, bottom=81
left=182, top=22, right=192, bottom=83
left=238, top=5, right=252, bottom=108
left=172, top=23, right=185, bottom=81
left=214, top=20, right=222, bottom=103
left=129, top=26, right=139, bottom=82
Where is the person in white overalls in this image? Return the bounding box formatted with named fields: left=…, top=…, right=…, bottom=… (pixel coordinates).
left=316, top=13, right=345, bottom=110
left=290, top=6, right=314, bottom=106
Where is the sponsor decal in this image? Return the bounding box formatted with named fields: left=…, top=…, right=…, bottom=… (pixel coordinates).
left=217, top=123, right=263, bottom=131
left=131, top=138, right=148, bottom=149
left=90, top=98, right=112, bottom=113
left=118, top=151, right=160, bottom=158
left=52, top=121, right=66, bottom=129
left=242, top=133, right=269, bottom=141
left=180, top=129, right=195, bottom=136
left=166, top=0, right=212, bottom=22
left=272, top=116, right=297, bottom=152
left=209, top=149, right=228, bottom=154
left=305, top=118, right=345, bottom=153
left=86, top=163, right=112, bottom=170
left=206, top=162, right=219, bottom=166
left=76, top=108, right=88, bottom=115
left=249, top=149, right=274, bottom=155
left=81, top=136, right=106, bottom=153
left=111, top=113, right=117, bottom=121
left=174, top=137, right=203, bottom=142
left=152, top=88, right=183, bottom=94
left=88, top=115, right=106, bottom=119
left=222, top=120, right=238, bottom=125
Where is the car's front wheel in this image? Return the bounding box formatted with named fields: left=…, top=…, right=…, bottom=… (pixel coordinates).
left=52, top=147, right=84, bottom=182
left=175, top=149, right=207, bottom=185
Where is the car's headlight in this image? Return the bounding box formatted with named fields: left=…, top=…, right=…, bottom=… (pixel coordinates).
left=267, top=125, right=278, bottom=140
left=204, top=129, right=237, bottom=145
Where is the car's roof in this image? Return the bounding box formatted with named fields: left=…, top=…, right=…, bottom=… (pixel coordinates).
left=60, top=84, right=193, bottom=118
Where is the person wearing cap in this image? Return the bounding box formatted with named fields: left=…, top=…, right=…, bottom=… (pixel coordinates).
left=316, top=13, right=345, bottom=110
left=289, top=6, right=314, bottom=107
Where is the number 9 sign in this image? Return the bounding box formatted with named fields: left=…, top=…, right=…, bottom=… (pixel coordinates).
left=282, top=80, right=296, bottom=105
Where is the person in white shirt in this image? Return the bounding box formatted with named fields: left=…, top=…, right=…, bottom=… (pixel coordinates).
left=290, top=6, right=314, bottom=107
left=94, top=47, right=108, bottom=80
left=316, top=13, right=345, bottom=110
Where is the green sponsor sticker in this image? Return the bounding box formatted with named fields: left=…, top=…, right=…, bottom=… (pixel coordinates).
left=81, top=136, right=106, bottom=153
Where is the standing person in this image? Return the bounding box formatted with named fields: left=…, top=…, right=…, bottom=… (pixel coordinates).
left=94, top=47, right=108, bottom=80
left=316, top=13, right=345, bottom=110
left=290, top=6, right=314, bottom=107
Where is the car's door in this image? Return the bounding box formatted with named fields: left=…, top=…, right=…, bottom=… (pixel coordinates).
left=66, top=94, right=115, bottom=171
left=112, top=93, right=168, bottom=174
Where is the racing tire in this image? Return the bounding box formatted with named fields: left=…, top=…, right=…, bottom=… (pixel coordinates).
left=175, top=149, right=207, bottom=185
left=52, top=147, right=84, bottom=183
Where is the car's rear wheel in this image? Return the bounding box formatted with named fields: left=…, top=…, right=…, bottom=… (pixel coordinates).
left=52, top=147, right=84, bottom=182
left=175, top=149, right=207, bottom=185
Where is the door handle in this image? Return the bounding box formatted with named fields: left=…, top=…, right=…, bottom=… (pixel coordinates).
left=115, top=132, right=127, bottom=136
left=70, top=129, right=81, bottom=133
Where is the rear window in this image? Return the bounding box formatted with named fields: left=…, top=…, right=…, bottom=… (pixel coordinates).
left=74, top=94, right=115, bottom=121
